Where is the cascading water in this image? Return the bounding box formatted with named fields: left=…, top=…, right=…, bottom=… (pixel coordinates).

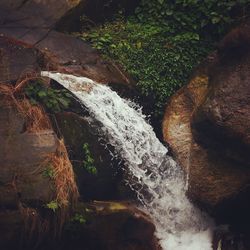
left=41, top=71, right=214, bottom=250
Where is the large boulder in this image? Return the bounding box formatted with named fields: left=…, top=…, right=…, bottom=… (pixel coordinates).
left=0, top=0, right=81, bottom=29
left=0, top=34, right=134, bottom=87
left=0, top=98, right=57, bottom=209
left=55, top=112, right=134, bottom=201
left=63, top=201, right=160, bottom=250
left=0, top=37, right=44, bottom=83
left=162, top=22, right=250, bottom=226
left=192, top=22, right=250, bottom=165
left=0, top=88, right=79, bottom=249
left=0, top=0, right=139, bottom=33
left=0, top=95, right=56, bottom=249
left=0, top=0, right=135, bottom=86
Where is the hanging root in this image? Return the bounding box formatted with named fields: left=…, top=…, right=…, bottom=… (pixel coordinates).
left=20, top=207, right=50, bottom=248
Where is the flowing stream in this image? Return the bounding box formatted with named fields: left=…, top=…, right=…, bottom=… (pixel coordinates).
left=41, top=71, right=214, bottom=250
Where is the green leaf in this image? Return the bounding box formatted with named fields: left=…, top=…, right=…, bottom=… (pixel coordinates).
left=166, top=10, right=173, bottom=16
left=38, top=90, right=47, bottom=97
left=136, top=41, right=142, bottom=49
left=212, top=16, right=220, bottom=24
left=58, top=98, right=70, bottom=108
left=46, top=201, right=59, bottom=212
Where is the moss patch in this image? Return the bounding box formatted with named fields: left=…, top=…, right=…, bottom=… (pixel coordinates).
left=76, top=0, right=249, bottom=118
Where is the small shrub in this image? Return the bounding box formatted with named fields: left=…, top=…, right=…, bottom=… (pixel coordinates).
left=79, top=0, right=249, bottom=117
left=135, top=0, right=249, bottom=38
left=25, top=80, right=72, bottom=113
left=71, top=213, right=86, bottom=224
left=80, top=20, right=212, bottom=116
left=82, top=143, right=97, bottom=175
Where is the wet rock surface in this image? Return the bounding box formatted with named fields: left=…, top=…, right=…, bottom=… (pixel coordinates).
left=162, top=23, right=250, bottom=230
left=55, top=111, right=134, bottom=201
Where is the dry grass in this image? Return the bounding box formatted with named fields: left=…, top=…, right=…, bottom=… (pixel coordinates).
left=0, top=82, right=51, bottom=132
left=43, top=139, right=79, bottom=235
left=19, top=138, right=79, bottom=240
left=47, top=139, right=79, bottom=207
left=17, top=99, right=51, bottom=132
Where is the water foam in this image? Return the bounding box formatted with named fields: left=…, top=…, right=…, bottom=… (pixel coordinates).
left=41, top=71, right=214, bottom=250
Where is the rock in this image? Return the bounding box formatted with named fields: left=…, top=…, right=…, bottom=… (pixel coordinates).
left=0, top=97, right=53, bottom=248
left=162, top=51, right=250, bottom=226
left=191, top=22, right=250, bottom=165
left=63, top=201, right=160, bottom=250
left=0, top=93, right=80, bottom=249
left=0, top=34, right=134, bottom=87
left=38, top=30, right=134, bottom=85
left=0, top=0, right=81, bottom=29
left=0, top=210, right=23, bottom=250
left=55, top=112, right=134, bottom=201
left=56, top=0, right=140, bottom=32
left=0, top=37, right=43, bottom=83
left=0, top=2, right=135, bottom=86
left=0, top=100, right=57, bottom=208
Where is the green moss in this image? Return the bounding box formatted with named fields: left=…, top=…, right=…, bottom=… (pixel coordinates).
left=80, top=20, right=212, bottom=116
left=77, top=0, right=248, bottom=117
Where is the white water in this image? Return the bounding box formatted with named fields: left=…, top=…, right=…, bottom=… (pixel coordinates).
left=41, top=71, right=214, bottom=250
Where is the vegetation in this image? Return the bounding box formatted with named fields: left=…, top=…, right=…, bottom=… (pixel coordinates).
left=71, top=213, right=87, bottom=224
left=46, top=200, right=59, bottom=212
left=25, top=80, right=72, bottom=113
left=42, top=165, right=55, bottom=179
left=79, top=0, right=249, bottom=117
left=82, top=143, right=97, bottom=175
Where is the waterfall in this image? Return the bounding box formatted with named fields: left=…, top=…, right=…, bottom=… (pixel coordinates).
left=41, top=71, right=214, bottom=250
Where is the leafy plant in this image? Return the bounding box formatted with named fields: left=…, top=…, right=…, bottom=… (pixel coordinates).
left=81, top=143, right=97, bottom=175
left=80, top=20, right=212, bottom=116
left=79, top=0, right=249, bottom=117
left=71, top=213, right=86, bottom=224
left=42, top=165, right=55, bottom=179
left=46, top=200, right=59, bottom=212
left=134, top=0, right=249, bottom=38
left=25, top=80, right=72, bottom=113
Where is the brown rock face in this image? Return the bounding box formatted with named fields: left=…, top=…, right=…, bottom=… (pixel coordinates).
left=0, top=2, right=135, bottom=86
left=162, top=23, right=250, bottom=226
left=0, top=99, right=57, bottom=209
left=0, top=37, right=43, bottom=83
left=0, top=96, right=56, bottom=249
left=192, top=22, right=250, bottom=165
left=63, top=201, right=161, bottom=250
left=0, top=0, right=81, bottom=29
